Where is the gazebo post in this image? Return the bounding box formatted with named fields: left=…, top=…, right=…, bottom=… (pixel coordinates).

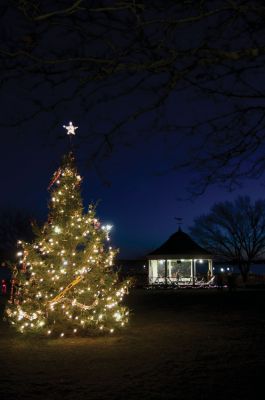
left=148, top=260, right=152, bottom=285
left=208, top=259, right=213, bottom=280
left=191, top=259, right=194, bottom=285
left=165, top=259, right=168, bottom=286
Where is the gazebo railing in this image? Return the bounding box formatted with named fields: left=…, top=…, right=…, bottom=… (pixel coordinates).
left=148, top=276, right=210, bottom=287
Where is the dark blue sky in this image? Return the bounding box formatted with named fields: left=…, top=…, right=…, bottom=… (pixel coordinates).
left=1, top=1, right=264, bottom=259
left=0, top=120, right=264, bottom=259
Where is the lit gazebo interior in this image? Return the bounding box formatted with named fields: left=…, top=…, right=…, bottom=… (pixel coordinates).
left=147, top=228, right=213, bottom=286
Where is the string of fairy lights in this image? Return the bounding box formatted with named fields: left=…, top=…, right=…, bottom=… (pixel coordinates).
left=5, top=122, right=130, bottom=337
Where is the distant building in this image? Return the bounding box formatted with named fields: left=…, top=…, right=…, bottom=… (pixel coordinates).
left=147, top=228, right=213, bottom=286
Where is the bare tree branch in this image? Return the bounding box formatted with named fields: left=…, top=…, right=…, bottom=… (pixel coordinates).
left=1, top=1, right=265, bottom=192
left=190, top=196, right=265, bottom=281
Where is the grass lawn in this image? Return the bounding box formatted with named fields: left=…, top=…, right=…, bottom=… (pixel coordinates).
left=0, top=288, right=265, bottom=400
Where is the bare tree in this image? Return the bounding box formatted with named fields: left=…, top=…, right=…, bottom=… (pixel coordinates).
left=1, top=1, right=265, bottom=190
left=190, top=196, right=265, bottom=281
left=0, top=209, right=35, bottom=265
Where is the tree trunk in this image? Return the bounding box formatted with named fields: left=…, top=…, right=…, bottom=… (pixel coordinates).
left=238, top=262, right=250, bottom=283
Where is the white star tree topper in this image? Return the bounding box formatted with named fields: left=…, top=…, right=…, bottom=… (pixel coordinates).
left=63, top=121, right=78, bottom=135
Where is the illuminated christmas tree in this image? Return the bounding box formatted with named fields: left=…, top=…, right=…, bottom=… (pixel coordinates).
left=6, top=124, right=130, bottom=337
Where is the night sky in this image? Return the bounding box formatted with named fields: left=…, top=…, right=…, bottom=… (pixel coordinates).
left=1, top=2, right=264, bottom=259
left=0, top=119, right=263, bottom=259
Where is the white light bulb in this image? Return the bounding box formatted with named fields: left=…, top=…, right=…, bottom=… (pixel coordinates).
left=54, top=226, right=61, bottom=234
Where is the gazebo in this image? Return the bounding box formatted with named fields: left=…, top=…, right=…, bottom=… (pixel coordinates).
left=147, top=228, right=213, bottom=286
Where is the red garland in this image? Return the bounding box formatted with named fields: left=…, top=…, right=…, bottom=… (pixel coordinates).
left=21, top=250, right=28, bottom=273
left=9, top=278, right=15, bottom=303
left=9, top=266, right=19, bottom=304
left=93, top=219, right=101, bottom=229
left=48, top=168, right=62, bottom=190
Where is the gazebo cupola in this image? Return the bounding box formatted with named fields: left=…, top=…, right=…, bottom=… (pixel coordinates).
left=147, top=228, right=213, bottom=286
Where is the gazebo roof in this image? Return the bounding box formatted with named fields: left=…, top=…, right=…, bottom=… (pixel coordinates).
left=148, top=228, right=212, bottom=259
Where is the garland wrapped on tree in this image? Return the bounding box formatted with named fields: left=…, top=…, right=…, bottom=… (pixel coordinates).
left=6, top=128, right=130, bottom=337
